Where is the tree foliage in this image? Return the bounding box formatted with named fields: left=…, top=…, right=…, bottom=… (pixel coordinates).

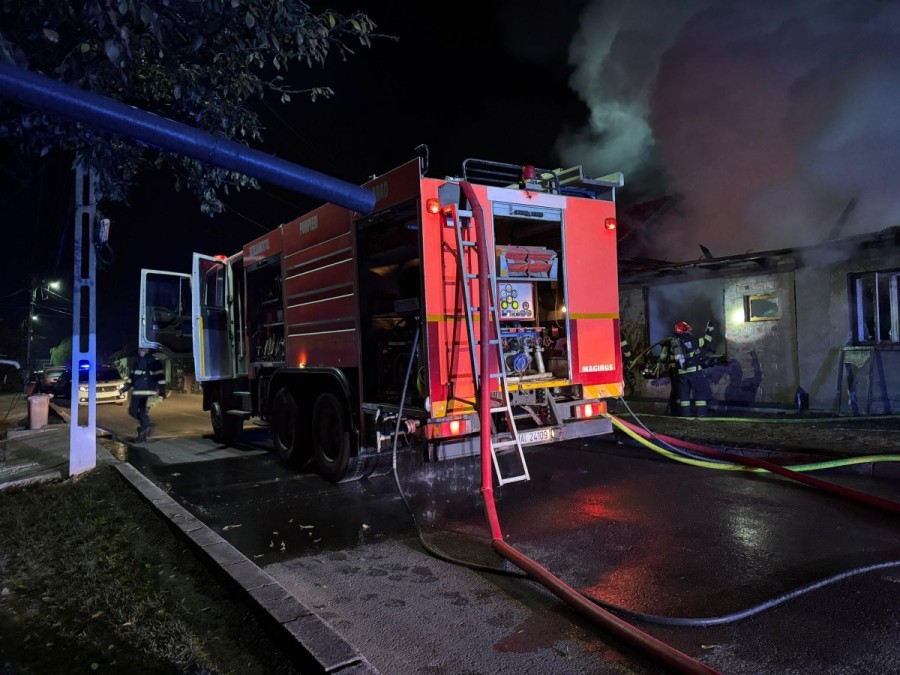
left=49, top=335, right=72, bottom=366
left=0, top=0, right=383, bottom=214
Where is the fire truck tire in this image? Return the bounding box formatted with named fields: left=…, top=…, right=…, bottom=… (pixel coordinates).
left=272, top=388, right=307, bottom=468
left=210, top=400, right=241, bottom=445
left=312, top=392, right=351, bottom=482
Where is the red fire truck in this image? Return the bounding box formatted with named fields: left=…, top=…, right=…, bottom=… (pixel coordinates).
left=140, top=152, right=625, bottom=482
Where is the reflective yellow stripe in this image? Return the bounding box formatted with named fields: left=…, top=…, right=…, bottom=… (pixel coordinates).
left=584, top=383, right=624, bottom=399
left=569, top=313, right=619, bottom=320
left=198, top=316, right=205, bottom=376
left=431, top=400, right=477, bottom=417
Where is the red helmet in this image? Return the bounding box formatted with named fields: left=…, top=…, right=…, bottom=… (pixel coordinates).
left=674, top=321, right=692, bottom=334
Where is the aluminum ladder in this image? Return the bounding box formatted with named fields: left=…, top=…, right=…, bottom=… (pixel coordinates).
left=449, top=198, right=530, bottom=485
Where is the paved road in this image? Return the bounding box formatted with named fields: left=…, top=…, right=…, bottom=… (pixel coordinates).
left=53, top=391, right=208, bottom=441
left=119, top=407, right=900, bottom=675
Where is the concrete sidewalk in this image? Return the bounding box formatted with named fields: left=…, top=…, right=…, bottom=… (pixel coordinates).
left=0, top=393, right=378, bottom=674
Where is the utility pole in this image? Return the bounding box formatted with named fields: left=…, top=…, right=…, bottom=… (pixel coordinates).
left=25, top=276, right=36, bottom=382
left=24, top=277, right=64, bottom=383
left=69, top=163, right=98, bottom=477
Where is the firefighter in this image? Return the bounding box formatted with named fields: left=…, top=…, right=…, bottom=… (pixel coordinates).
left=620, top=333, right=636, bottom=397
left=620, top=335, right=633, bottom=369
left=120, top=346, right=166, bottom=442
left=659, top=321, right=715, bottom=417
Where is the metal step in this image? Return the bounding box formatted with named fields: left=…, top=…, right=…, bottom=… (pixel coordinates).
left=492, top=439, right=519, bottom=449
left=226, top=409, right=251, bottom=418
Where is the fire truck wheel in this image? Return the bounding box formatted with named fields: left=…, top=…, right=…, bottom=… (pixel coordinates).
left=312, top=392, right=350, bottom=482
left=210, top=400, right=241, bottom=445
left=272, top=388, right=307, bottom=468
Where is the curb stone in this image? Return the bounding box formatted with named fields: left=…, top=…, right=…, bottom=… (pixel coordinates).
left=112, top=454, right=379, bottom=674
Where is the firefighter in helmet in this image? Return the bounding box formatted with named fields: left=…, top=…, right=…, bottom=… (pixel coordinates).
left=620, top=333, right=636, bottom=397
left=119, top=346, right=166, bottom=442
left=658, top=320, right=715, bottom=416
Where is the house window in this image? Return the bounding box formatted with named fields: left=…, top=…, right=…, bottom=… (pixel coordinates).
left=852, top=270, right=900, bottom=343
left=745, top=293, right=780, bottom=321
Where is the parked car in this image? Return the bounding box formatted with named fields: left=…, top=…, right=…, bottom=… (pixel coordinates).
left=56, top=365, right=128, bottom=405
left=37, top=365, right=69, bottom=396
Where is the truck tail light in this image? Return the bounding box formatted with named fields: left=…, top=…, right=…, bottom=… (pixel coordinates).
left=432, top=417, right=472, bottom=438
left=426, top=198, right=441, bottom=214
left=572, top=401, right=607, bottom=419
left=604, top=217, right=617, bottom=231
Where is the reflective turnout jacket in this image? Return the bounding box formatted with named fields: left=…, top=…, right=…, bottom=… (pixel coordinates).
left=122, top=354, right=164, bottom=397
left=660, top=324, right=715, bottom=375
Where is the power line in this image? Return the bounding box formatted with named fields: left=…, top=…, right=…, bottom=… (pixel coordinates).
left=222, top=202, right=272, bottom=234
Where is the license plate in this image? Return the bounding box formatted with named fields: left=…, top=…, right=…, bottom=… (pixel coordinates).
left=518, top=428, right=551, bottom=445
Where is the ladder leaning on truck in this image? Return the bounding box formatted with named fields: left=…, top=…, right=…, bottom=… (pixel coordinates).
left=139, top=152, right=626, bottom=483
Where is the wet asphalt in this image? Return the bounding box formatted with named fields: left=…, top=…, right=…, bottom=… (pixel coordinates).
left=128, top=427, right=900, bottom=675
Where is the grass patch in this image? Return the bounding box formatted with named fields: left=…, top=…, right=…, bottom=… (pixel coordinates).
left=0, top=465, right=299, bottom=674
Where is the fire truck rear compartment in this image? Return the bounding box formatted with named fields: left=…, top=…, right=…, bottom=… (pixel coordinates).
left=357, top=186, right=615, bottom=468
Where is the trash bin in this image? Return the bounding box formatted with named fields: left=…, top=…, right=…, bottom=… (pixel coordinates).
left=28, top=393, right=50, bottom=430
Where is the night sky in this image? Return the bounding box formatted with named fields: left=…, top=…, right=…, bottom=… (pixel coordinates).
left=2, top=0, right=899, bottom=361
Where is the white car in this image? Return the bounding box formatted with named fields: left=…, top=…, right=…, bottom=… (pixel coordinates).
left=59, top=365, right=128, bottom=405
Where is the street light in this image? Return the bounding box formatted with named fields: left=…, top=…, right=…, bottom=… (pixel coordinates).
left=25, top=278, right=63, bottom=381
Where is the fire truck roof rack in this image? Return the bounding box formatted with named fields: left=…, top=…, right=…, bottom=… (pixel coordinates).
left=462, top=158, right=560, bottom=192
left=461, top=158, right=623, bottom=202
left=549, top=165, right=624, bottom=203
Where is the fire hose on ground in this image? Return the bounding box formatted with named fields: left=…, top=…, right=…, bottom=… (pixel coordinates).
left=606, top=407, right=900, bottom=516
left=463, top=183, right=719, bottom=675
left=393, top=183, right=900, bottom=672
left=386, top=349, right=900, bottom=671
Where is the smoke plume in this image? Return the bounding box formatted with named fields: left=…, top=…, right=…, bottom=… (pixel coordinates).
left=557, top=0, right=900, bottom=261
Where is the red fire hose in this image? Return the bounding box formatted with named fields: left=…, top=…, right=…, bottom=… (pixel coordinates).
left=461, top=181, right=719, bottom=675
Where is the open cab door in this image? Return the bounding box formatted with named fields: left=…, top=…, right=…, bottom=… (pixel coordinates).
left=139, top=254, right=244, bottom=382
left=192, top=253, right=244, bottom=382
left=139, top=269, right=193, bottom=358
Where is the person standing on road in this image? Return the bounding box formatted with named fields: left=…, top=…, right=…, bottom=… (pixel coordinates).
left=659, top=321, right=715, bottom=417
left=120, top=347, right=166, bottom=442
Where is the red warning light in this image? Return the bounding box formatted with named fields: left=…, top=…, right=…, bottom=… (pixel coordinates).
left=604, top=218, right=617, bottom=231
left=573, top=401, right=607, bottom=418
left=432, top=417, right=471, bottom=438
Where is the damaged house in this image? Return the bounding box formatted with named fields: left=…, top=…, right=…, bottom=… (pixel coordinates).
left=618, top=226, right=900, bottom=416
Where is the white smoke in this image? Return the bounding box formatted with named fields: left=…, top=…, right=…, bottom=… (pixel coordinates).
left=557, top=0, right=900, bottom=260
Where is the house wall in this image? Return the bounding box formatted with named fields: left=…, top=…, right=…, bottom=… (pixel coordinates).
left=620, top=235, right=900, bottom=415
left=720, top=271, right=798, bottom=407
left=796, top=246, right=900, bottom=414
left=620, top=269, right=799, bottom=412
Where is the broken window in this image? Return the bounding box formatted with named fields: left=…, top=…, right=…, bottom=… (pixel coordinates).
left=852, top=270, right=899, bottom=344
